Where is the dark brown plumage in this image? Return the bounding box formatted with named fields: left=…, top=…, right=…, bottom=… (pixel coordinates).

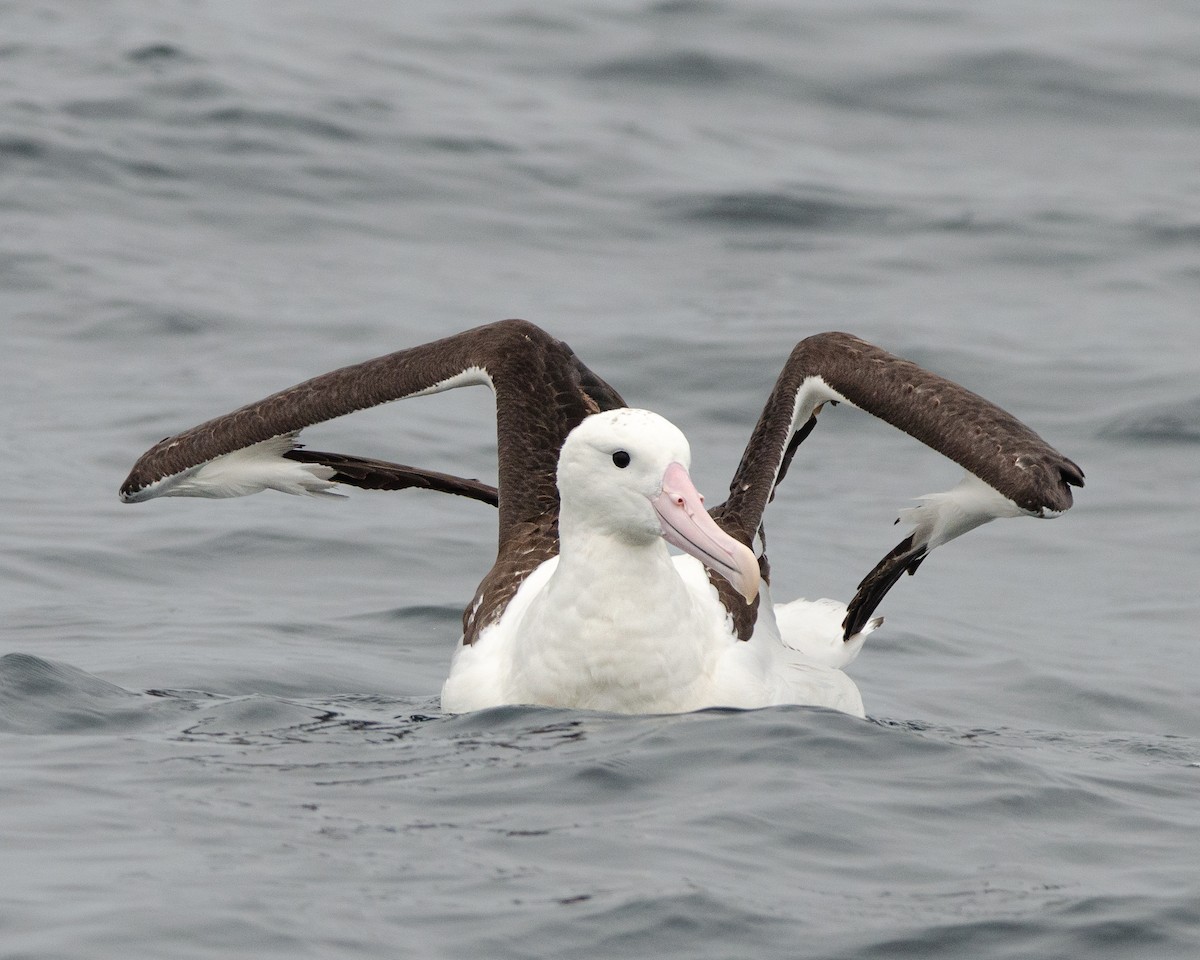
left=282, top=449, right=499, bottom=504
left=713, top=331, right=1083, bottom=637
left=121, top=321, right=1082, bottom=648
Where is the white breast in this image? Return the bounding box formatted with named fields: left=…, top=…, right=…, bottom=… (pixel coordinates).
left=439, top=550, right=867, bottom=717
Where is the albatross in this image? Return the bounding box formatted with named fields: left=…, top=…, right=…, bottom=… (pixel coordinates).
left=120, top=320, right=1083, bottom=717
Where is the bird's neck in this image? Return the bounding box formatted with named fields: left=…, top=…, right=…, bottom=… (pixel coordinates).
left=553, top=508, right=687, bottom=608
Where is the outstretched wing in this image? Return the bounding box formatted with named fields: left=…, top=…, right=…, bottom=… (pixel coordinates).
left=712, top=331, right=1084, bottom=640
left=121, top=319, right=629, bottom=645
left=120, top=319, right=625, bottom=547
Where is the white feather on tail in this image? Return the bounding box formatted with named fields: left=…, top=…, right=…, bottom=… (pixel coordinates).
left=774, top=597, right=881, bottom=669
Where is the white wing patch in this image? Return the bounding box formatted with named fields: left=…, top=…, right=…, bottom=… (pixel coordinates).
left=792, top=375, right=853, bottom=424
left=405, top=365, right=495, bottom=400
left=897, top=472, right=1026, bottom=553
left=119, top=433, right=342, bottom=502
left=783, top=376, right=849, bottom=463
left=774, top=597, right=879, bottom=668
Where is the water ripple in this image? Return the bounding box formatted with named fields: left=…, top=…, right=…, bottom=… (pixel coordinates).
left=1100, top=396, right=1200, bottom=443
left=584, top=49, right=771, bottom=86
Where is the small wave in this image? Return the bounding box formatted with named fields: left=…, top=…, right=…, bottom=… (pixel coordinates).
left=165, top=692, right=437, bottom=748
left=0, top=130, right=187, bottom=190
left=0, top=653, right=149, bottom=734
left=1099, top=396, right=1200, bottom=443
left=363, top=603, right=465, bottom=625
left=419, top=135, right=515, bottom=155
left=0, top=135, right=45, bottom=161
left=648, top=0, right=724, bottom=14
left=539, top=887, right=791, bottom=956
left=126, top=43, right=188, bottom=64
left=74, top=304, right=225, bottom=341
left=1137, top=218, right=1200, bottom=247
left=202, top=105, right=362, bottom=143
left=826, top=47, right=1200, bottom=124
left=661, top=189, right=893, bottom=230
left=61, top=98, right=145, bottom=121
left=583, top=49, right=768, bottom=86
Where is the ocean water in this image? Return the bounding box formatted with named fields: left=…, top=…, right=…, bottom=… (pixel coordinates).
left=3, top=0, right=1200, bottom=957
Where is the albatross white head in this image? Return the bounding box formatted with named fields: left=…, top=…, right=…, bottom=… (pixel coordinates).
left=556, top=409, right=759, bottom=603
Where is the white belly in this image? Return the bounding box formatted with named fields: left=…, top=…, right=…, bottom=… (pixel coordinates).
left=439, top=554, right=866, bottom=717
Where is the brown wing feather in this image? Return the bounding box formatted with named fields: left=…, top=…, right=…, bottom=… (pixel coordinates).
left=842, top=535, right=927, bottom=639
left=713, top=331, right=1083, bottom=641
left=802, top=333, right=1084, bottom=512
left=281, top=449, right=498, bottom=505
left=121, top=320, right=628, bottom=643
left=122, top=319, right=625, bottom=545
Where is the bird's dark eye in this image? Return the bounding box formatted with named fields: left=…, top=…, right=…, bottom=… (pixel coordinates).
left=612, top=450, right=631, bottom=469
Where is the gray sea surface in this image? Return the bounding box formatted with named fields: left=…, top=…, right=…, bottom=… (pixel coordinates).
left=3, top=1, right=1200, bottom=957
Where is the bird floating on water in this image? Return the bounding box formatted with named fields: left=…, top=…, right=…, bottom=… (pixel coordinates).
left=121, top=320, right=1084, bottom=717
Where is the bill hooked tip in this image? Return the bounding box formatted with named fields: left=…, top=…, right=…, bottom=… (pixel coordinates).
left=727, top=540, right=761, bottom=604
left=651, top=462, right=759, bottom=603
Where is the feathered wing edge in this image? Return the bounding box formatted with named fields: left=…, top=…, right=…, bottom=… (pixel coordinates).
left=713, top=332, right=1084, bottom=641
left=122, top=324, right=1082, bottom=644
left=120, top=319, right=624, bottom=543
left=281, top=448, right=498, bottom=505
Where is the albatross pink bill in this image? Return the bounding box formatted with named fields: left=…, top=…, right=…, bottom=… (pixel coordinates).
left=650, top=462, right=759, bottom=603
